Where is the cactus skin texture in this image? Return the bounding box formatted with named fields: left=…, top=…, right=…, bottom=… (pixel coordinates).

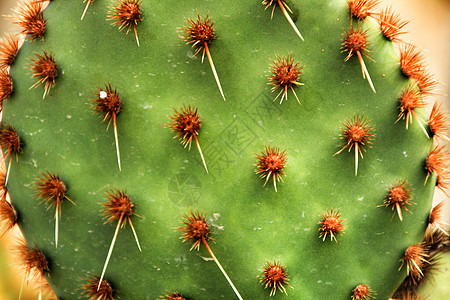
left=0, top=0, right=448, bottom=299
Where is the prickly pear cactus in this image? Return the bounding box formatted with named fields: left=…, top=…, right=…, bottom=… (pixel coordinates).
left=0, top=0, right=448, bottom=299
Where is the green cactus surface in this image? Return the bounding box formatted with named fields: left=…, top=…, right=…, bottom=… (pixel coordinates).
left=0, top=0, right=445, bottom=299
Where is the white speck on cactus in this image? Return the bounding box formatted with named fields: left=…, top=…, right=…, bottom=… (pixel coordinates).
left=100, top=91, right=107, bottom=99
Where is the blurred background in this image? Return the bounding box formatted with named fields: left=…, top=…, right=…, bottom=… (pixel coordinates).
left=0, top=0, right=448, bottom=299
